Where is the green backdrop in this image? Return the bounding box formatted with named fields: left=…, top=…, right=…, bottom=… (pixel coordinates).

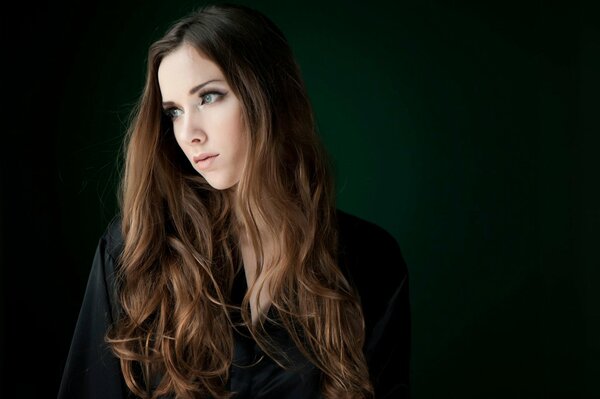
left=1, top=1, right=598, bottom=398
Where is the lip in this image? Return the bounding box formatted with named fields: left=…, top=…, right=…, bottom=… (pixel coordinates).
left=193, top=153, right=219, bottom=170
left=193, top=153, right=219, bottom=163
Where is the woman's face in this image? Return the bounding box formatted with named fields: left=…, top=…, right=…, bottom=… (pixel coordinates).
left=158, top=43, right=249, bottom=190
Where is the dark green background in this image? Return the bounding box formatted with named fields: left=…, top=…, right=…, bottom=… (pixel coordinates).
left=1, top=0, right=598, bottom=397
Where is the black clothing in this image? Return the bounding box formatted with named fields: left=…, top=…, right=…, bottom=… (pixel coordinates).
left=58, top=210, right=411, bottom=398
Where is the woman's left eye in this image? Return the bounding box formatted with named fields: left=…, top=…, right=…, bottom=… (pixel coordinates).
left=200, top=91, right=224, bottom=105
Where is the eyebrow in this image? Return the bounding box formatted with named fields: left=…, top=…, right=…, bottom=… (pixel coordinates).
left=162, top=79, right=224, bottom=108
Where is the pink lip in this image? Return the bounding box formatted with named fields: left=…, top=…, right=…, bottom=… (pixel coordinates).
left=193, top=153, right=219, bottom=163
left=193, top=153, right=219, bottom=170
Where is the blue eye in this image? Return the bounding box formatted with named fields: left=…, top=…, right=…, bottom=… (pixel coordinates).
left=162, top=90, right=226, bottom=121
left=202, top=93, right=217, bottom=104
left=200, top=91, right=224, bottom=105
left=163, top=107, right=183, bottom=120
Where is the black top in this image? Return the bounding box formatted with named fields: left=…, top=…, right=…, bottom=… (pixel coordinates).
left=57, top=209, right=410, bottom=398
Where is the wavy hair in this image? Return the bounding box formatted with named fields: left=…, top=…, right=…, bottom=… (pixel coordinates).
left=106, top=3, right=372, bottom=398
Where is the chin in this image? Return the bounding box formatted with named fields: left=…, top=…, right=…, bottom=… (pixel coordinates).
left=203, top=176, right=237, bottom=191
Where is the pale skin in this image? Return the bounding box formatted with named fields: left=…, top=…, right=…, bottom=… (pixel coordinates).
left=158, top=43, right=272, bottom=324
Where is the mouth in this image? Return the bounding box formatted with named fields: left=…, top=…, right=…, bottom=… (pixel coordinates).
left=193, top=154, right=219, bottom=170
left=193, top=153, right=219, bottom=163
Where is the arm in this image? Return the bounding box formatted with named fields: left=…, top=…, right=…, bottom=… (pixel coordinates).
left=366, top=263, right=411, bottom=399
left=336, top=210, right=412, bottom=398
left=58, top=229, right=128, bottom=399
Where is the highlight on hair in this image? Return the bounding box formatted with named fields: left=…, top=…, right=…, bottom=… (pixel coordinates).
left=106, top=3, right=373, bottom=398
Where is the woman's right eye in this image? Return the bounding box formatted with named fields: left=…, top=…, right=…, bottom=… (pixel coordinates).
left=163, top=108, right=183, bottom=120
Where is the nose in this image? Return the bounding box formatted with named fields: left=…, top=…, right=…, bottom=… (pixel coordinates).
left=178, top=107, right=207, bottom=144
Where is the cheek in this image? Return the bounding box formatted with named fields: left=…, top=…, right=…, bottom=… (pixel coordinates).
left=172, top=130, right=188, bottom=155
left=232, top=121, right=249, bottom=157
left=234, top=109, right=248, bottom=149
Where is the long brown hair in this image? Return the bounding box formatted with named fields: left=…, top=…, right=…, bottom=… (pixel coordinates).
left=107, top=3, right=372, bottom=398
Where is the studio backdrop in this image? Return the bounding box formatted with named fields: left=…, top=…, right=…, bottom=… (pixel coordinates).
left=1, top=1, right=598, bottom=398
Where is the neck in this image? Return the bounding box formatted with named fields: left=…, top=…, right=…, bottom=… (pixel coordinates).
left=230, top=193, right=270, bottom=245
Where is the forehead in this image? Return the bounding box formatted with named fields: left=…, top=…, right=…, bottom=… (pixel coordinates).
left=157, top=43, right=223, bottom=96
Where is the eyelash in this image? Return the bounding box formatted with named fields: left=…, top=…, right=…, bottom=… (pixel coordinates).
left=163, top=90, right=226, bottom=120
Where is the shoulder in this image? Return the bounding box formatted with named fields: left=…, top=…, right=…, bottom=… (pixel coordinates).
left=335, top=208, right=406, bottom=275
left=335, top=209, right=402, bottom=257
left=97, top=212, right=125, bottom=263
left=91, top=213, right=125, bottom=318
left=335, top=209, right=409, bottom=326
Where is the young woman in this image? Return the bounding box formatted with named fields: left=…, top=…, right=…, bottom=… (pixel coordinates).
left=58, top=3, right=410, bottom=398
